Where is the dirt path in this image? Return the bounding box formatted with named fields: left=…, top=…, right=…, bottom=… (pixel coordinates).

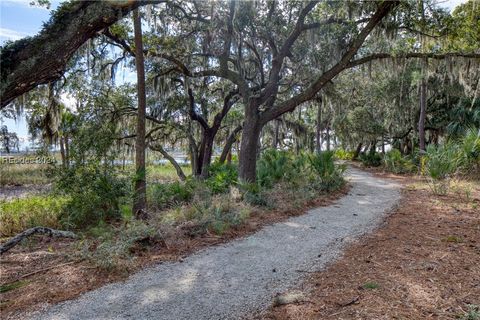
left=26, top=168, right=400, bottom=320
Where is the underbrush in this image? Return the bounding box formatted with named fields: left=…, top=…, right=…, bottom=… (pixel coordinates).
left=76, top=220, right=157, bottom=271
left=1, top=149, right=347, bottom=271
left=360, top=151, right=383, bottom=167
left=0, top=195, right=69, bottom=236
left=383, top=149, right=417, bottom=174
left=334, top=149, right=355, bottom=160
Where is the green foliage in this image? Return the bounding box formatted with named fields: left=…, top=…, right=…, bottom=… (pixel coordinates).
left=257, top=149, right=301, bottom=188
left=360, top=152, right=382, bottom=167
left=425, top=143, right=460, bottom=180
left=459, top=305, right=480, bottom=320
left=0, top=195, right=69, bottom=236
left=55, top=165, right=129, bottom=229
left=456, top=129, right=480, bottom=172
left=362, top=282, right=380, bottom=290
left=149, top=180, right=195, bottom=210
left=334, top=149, right=355, bottom=160
left=308, top=151, right=346, bottom=191
left=205, top=162, right=238, bottom=194
left=0, top=280, right=29, bottom=293
left=384, top=149, right=417, bottom=174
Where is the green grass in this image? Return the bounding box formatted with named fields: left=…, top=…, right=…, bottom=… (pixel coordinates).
left=0, top=280, right=30, bottom=293
left=459, top=305, right=480, bottom=320
left=0, top=164, right=51, bottom=186
left=0, top=195, right=70, bottom=236
left=362, top=282, right=380, bottom=289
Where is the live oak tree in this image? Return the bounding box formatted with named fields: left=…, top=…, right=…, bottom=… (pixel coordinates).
left=1, top=0, right=479, bottom=183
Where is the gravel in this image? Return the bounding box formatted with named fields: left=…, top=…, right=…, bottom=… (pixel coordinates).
left=26, top=168, right=400, bottom=320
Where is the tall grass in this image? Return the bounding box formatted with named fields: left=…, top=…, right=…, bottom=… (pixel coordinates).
left=0, top=195, right=69, bottom=236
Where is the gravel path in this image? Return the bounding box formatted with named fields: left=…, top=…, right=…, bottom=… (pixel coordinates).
left=27, top=168, right=400, bottom=320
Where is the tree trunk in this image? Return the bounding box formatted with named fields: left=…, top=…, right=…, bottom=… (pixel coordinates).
left=239, top=110, right=261, bottom=182
left=315, top=98, right=322, bottom=153
left=219, top=125, right=242, bottom=164
left=59, top=136, right=66, bottom=167
left=273, top=119, right=280, bottom=149
left=353, top=142, right=363, bottom=160
left=132, top=9, right=147, bottom=219
left=418, top=76, right=427, bottom=152
left=200, top=130, right=215, bottom=179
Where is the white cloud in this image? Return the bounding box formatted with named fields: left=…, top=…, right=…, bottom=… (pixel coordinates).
left=0, top=28, right=30, bottom=41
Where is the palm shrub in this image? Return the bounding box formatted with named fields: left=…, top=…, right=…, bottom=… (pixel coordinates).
left=149, top=180, right=195, bottom=210
left=425, top=143, right=459, bottom=195
left=308, top=151, right=346, bottom=191
left=257, top=149, right=295, bottom=188
left=456, top=129, right=480, bottom=173
left=360, top=152, right=382, bottom=167
left=205, top=162, right=238, bottom=194
left=384, top=149, right=417, bottom=174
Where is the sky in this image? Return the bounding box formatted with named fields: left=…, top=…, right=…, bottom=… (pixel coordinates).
left=0, top=0, right=468, bottom=150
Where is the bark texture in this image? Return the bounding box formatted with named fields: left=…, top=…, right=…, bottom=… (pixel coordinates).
left=132, top=8, right=147, bottom=219
left=0, top=227, right=77, bottom=255
left=0, top=1, right=159, bottom=108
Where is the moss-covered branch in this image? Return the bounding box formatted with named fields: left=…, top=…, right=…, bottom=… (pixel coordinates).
left=0, top=0, right=160, bottom=109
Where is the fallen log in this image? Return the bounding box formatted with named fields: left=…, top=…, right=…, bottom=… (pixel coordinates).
left=0, top=227, right=77, bottom=255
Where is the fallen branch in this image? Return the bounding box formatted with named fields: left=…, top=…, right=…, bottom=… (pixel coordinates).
left=0, top=227, right=77, bottom=255
left=18, top=260, right=81, bottom=279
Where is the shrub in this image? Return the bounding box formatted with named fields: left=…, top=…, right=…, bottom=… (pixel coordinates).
left=334, top=149, right=355, bottom=160
left=0, top=195, right=69, bottom=236
left=425, top=143, right=459, bottom=180
left=257, top=149, right=303, bottom=188
left=205, top=162, right=238, bottom=194
left=149, top=180, right=195, bottom=210
left=308, top=151, right=346, bottom=191
left=456, top=129, right=480, bottom=173
left=384, top=149, right=417, bottom=174
left=360, top=152, right=382, bottom=167
left=161, top=194, right=250, bottom=236
left=78, top=220, right=156, bottom=271
left=55, top=165, right=130, bottom=229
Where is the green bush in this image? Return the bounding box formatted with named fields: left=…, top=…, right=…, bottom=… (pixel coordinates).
left=360, top=152, right=382, bottom=167
left=384, top=149, right=417, bottom=174
left=55, top=165, right=129, bottom=229
left=425, top=143, right=459, bottom=180
left=457, top=129, right=480, bottom=172
left=149, top=180, right=195, bottom=210
left=308, top=151, right=346, bottom=191
left=334, top=149, right=355, bottom=160
left=257, top=149, right=301, bottom=188
left=205, top=162, right=238, bottom=194
left=0, top=195, right=69, bottom=236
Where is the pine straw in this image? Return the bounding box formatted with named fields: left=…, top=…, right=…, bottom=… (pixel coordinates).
left=0, top=184, right=350, bottom=319
left=264, top=178, right=480, bottom=320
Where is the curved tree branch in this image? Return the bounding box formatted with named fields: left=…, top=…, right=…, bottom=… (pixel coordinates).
left=0, top=0, right=162, bottom=109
